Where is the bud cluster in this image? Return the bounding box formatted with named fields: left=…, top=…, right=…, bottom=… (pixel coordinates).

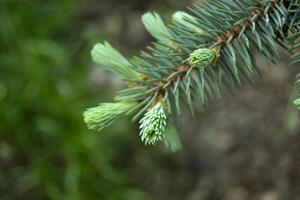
left=139, top=102, right=167, bottom=145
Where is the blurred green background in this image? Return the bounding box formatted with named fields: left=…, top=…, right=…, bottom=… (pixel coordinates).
left=1, top=0, right=300, bottom=200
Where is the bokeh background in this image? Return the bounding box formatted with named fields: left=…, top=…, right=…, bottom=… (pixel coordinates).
left=1, top=0, right=300, bottom=199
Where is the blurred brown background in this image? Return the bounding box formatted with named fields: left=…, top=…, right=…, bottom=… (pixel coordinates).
left=1, top=0, right=300, bottom=199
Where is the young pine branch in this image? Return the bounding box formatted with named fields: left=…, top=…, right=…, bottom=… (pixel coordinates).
left=84, top=0, right=300, bottom=151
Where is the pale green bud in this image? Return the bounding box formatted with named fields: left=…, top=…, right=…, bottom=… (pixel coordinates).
left=84, top=101, right=137, bottom=132
left=188, top=47, right=220, bottom=68
left=91, top=42, right=140, bottom=80
left=139, top=102, right=167, bottom=145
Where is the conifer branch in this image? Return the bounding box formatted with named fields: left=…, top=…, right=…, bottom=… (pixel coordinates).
left=84, top=0, right=300, bottom=150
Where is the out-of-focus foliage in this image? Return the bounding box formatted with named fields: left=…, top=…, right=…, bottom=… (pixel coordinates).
left=0, top=0, right=157, bottom=199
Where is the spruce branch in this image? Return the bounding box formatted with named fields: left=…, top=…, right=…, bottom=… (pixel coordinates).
left=84, top=0, right=300, bottom=150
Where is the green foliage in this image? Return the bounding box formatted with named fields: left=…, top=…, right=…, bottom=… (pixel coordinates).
left=0, top=0, right=151, bottom=199
left=85, top=0, right=300, bottom=150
